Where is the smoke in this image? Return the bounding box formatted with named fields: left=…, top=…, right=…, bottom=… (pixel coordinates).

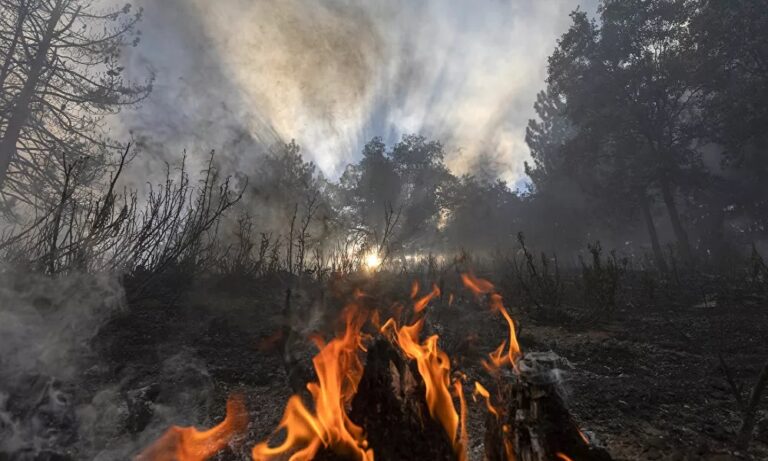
left=0, top=268, right=215, bottom=459
left=116, top=0, right=597, bottom=184
left=0, top=269, right=123, bottom=383
left=0, top=268, right=123, bottom=457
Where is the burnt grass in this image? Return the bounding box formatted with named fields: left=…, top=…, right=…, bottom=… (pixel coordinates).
left=89, top=270, right=768, bottom=461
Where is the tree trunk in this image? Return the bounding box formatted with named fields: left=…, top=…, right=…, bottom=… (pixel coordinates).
left=0, top=0, right=64, bottom=189
left=639, top=193, right=668, bottom=272
left=659, top=176, right=692, bottom=264
left=0, top=0, right=28, bottom=97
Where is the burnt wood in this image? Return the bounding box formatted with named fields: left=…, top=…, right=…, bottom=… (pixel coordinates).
left=347, top=339, right=458, bottom=461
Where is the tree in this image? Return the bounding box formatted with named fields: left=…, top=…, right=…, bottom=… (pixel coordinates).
left=0, top=0, right=152, bottom=210
left=338, top=136, right=402, bottom=239
left=337, top=135, right=453, bottom=256
left=389, top=134, right=451, bottom=250
left=689, top=0, right=768, bottom=241
left=542, top=1, right=708, bottom=265
left=250, top=140, right=335, bottom=273
left=523, top=88, right=601, bottom=254
left=524, top=89, right=575, bottom=191
left=441, top=174, right=521, bottom=252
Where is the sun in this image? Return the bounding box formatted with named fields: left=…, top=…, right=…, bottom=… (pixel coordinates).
left=364, top=252, right=382, bottom=271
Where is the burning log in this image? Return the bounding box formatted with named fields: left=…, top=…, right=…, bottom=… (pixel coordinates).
left=140, top=273, right=615, bottom=461
left=460, top=272, right=613, bottom=461
left=483, top=352, right=613, bottom=461
left=347, top=339, right=458, bottom=461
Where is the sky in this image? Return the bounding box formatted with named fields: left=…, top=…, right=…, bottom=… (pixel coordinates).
left=116, top=0, right=598, bottom=187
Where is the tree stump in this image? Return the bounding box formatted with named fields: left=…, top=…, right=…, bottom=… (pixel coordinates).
left=484, top=352, right=613, bottom=461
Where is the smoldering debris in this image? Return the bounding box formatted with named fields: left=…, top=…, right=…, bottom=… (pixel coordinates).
left=0, top=268, right=218, bottom=459
left=0, top=267, right=123, bottom=457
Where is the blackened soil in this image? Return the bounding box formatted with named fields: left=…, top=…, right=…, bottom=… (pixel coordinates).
left=89, top=275, right=768, bottom=461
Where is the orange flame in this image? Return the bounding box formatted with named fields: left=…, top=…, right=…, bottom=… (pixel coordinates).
left=410, top=279, right=420, bottom=299
left=137, top=395, right=248, bottom=461
left=381, top=317, right=467, bottom=461
left=460, top=273, right=494, bottom=296
left=462, top=274, right=522, bottom=459
left=502, top=424, right=516, bottom=461
left=490, top=293, right=521, bottom=367
left=461, top=274, right=521, bottom=371
left=555, top=453, right=574, bottom=461
left=252, top=305, right=373, bottom=461
left=481, top=341, right=507, bottom=373
left=370, top=309, right=381, bottom=329
left=473, top=382, right=498, bottom=419
left=453, top=380, right=468, bottom=458
left=143, top=276, right=523, bottom=461
left=414, top=283, right=441, bottom=314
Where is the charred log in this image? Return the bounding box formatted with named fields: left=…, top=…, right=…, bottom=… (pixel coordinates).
left=484, top=352, right=613, bottom=461
left=348, top=339, right=458, bottom=461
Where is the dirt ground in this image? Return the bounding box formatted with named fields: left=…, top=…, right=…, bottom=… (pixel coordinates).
left=90, top=273, right=768, bottom=460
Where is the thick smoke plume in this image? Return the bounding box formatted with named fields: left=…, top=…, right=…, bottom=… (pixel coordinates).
left=118, top=0, right=597, bottom=184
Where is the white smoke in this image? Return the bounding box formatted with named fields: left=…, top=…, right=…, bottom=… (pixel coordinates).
left=0, top=268, right=124, bottom=382
left=0, top=267, right=124, bottom=457
left=115, top=0, right=598, bottom=185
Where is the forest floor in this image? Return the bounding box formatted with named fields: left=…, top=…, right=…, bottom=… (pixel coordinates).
left=90, top=272, right=768, bottom=461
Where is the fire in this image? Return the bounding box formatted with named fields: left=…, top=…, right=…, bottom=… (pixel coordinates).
left=252, top=305, right=373, bottom=461
left=482, top=341, right=507, bottom=372
left=473, top=382, right=498, bottom=419
left=462, top=273, right=523, bottom=460
left=502, top=425, right=516, bottom=461
left=381, top=317, right=467, bottom=461
left=410, top=279, right=420, bottom=299
left=137, top=394, right=248, bottom=461
left=460, top=273, right=494, bottom=296
left=453, top=380, right=468, bottom=459
left=413, top=283, right=441, bottom=314
left=490, top=293, right=521, bottom=366
left=555, top=453, right=574, bottom=461
left=142, top=273, right=520, bottom=461
left=461, top=273, right=521, bottom=370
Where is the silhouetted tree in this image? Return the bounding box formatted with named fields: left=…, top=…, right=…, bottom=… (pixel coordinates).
left=442, top=174, right=521, bottom=252
left=538, top=1, right=710, bottom=265
left=690, top=0, right=768, bottom=241
left=0, top=0, right=152, bottom=210
left=390, top=134, right=451, bottom=250
left=338, top=136, right=401, bottom=240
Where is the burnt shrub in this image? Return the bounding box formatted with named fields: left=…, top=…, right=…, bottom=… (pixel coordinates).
left=578, top=242, right=627, bottom=323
